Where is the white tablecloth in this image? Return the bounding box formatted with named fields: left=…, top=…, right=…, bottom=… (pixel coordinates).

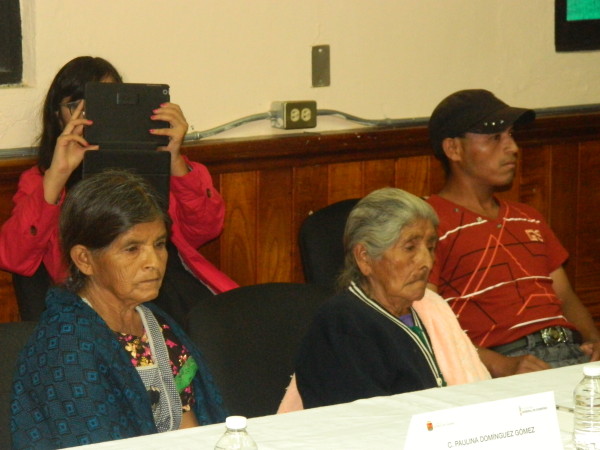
left=75, top=363, right=592, bottom=449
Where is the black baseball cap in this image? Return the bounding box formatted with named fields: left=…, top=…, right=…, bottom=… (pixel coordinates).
left=428, top=89, right=535, bottom=160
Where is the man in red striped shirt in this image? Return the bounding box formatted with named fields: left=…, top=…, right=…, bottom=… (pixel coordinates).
left=426, top=89, right=599, bottom=377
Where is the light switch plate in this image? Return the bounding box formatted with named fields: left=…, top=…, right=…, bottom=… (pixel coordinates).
left=312, top=45, right=330, bottom=87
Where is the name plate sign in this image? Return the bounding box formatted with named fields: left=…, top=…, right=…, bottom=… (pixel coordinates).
left=404, top=391, right=562, bottom=449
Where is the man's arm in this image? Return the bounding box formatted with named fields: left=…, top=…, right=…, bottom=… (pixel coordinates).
left=477, top=347, right=550, bottom=377
left=427, top=282, right=551, bottom=377
left=551, top=266, right=600, bottom=361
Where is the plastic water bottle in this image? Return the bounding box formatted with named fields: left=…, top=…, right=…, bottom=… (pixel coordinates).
left=574, top=365, right=600, bottom=449
left=214, top=416, right=258, bottom=450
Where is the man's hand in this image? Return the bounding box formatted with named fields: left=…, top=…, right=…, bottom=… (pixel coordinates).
left=551, top=267, right=600, bottom=363
left=478, top=347, right=550, bottom=377
left=580, top=341, right=600, bottom=361
left=507, top=354, right=551, bottom=375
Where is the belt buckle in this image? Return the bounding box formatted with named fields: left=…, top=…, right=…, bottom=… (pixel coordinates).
left=540, top=326, right=567, bottom=346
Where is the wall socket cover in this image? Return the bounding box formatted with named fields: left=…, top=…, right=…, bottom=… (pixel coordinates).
left=312, top=45, right=330, bottom=87
left=271, top=101, right=317, bottom=129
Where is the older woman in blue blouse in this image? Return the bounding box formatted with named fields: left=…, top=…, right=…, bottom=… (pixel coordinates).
left=11, top=170, right=225, bottom=448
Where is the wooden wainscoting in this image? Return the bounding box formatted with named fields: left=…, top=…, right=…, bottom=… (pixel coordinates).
left=0, top=109, right=599, bottom=322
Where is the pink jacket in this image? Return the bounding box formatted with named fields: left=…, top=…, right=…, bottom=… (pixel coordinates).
left=0, top=159, right=238, bottom=294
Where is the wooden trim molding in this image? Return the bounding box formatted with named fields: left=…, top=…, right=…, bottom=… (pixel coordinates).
left=0, top=109, right=600, bottom=322
left=183, top=110, right=600, bottom=173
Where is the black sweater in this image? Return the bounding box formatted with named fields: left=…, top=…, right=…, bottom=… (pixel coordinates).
left=295, top=287, right=440, bottom=408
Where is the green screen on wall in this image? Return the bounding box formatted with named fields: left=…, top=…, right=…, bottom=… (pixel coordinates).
left=567, top=0, right=600, bottom=20
left=556, top=0, right=600, bottom=50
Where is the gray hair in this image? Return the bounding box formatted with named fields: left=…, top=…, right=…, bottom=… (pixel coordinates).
left=337, top=188, right=439, bottom=289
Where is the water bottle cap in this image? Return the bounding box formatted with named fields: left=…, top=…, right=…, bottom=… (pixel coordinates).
left=583, top=365, right=600, bottom=377
left=225, top=415, right=247, bottom=430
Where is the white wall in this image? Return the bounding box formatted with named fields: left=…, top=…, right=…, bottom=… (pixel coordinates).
left=1, top=0, right=600, bottom=150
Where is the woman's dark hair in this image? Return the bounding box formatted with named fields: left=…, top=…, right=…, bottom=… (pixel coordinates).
left=59, top=169, right=170, bottom=292
left=37, top=56, right=123, bottom=171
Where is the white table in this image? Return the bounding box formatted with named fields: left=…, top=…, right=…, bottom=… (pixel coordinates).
left=75, top=363, right=591, bottom=449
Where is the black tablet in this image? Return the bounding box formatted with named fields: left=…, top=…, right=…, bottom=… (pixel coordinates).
left=82, top=150, right=171, bottom=207
left=84, top=82, right=170, bottom=150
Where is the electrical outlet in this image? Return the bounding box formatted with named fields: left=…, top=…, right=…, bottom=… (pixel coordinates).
left=271, top=101, right=317, bottom=129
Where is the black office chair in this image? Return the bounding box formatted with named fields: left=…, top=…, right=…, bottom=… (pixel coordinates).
left=298, top=198, right=360, bottom=293
left=185, top=282, right=331, bottom=418
left=0, top=321, right=37, bottom=448
left=12, top=264, right=53, bottom=321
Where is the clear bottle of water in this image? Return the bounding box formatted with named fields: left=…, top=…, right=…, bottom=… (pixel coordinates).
left=214, top=416, right=258, bottom=450
left=574, top=365, right=600, bottom=449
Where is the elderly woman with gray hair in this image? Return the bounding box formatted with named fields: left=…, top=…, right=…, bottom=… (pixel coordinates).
left=279, top=188, right=490, bottom=411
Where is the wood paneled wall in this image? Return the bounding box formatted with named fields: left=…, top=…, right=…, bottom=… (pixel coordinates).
left=1, top=109, right=600, bottom=323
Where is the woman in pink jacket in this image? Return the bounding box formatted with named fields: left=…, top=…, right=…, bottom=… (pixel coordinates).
left=0, top=56, right=238, bottom=323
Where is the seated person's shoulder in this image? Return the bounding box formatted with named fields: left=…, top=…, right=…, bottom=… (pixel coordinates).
left=312, top=291, right=361, bottom=324
left=424, top=194, right=453, bottom=214
left=310, top=291, right=399, bottom=340
left=19, top=165, right=44, bottom=182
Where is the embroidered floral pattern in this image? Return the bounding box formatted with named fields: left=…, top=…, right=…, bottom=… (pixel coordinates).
left=116, top=322, right=195, bottom=411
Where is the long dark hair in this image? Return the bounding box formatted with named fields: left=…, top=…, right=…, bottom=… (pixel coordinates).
left=59, top=169, right=170, bottom=293
left=37, top=56, right=122, bottom=171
